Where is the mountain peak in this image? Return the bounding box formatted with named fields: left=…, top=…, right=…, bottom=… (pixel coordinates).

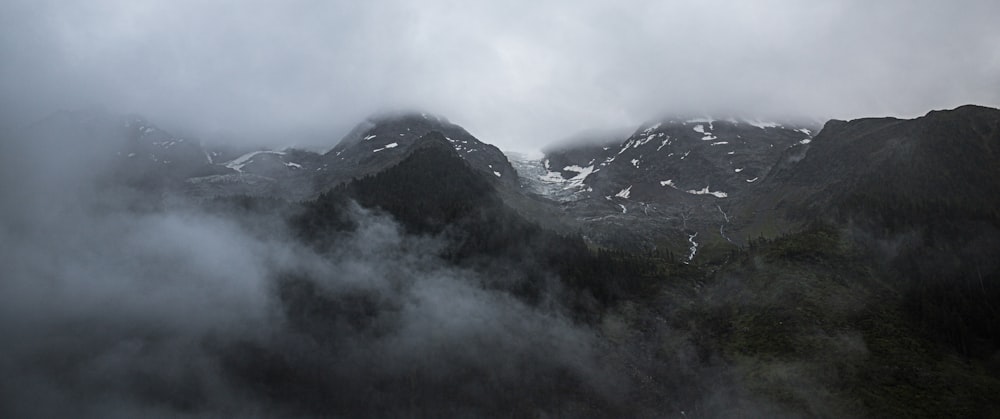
left=327, top=111, right=466, bottom=154
left=925, top=104, right=1000, bottom=120
left=324, top=112, right=518, bottom=186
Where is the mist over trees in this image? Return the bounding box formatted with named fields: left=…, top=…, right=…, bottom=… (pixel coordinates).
left=2, top=1, right=1000, bottom=417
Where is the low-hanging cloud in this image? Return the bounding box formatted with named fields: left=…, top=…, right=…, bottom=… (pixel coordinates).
left=1, top=0, right=998, bottom=151
left=0, top=123, right=626, bottom=417
left=0, top=87, right=853, bottom=417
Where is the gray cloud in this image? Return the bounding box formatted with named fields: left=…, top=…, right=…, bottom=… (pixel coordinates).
left=0, top=123, right=626, bottom=417
left=1, top=0, right=998, bottom=151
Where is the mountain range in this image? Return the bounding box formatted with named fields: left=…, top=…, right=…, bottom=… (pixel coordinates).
left=5, top=104, right=999, bottom=417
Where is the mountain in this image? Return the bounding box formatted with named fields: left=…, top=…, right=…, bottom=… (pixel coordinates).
left=184, top=147, right=327, bottom=199
left=9, top=108, right=225, bottom=188
left=7, top=104, right=1000, bottom=418
left=322, top=112, right=518, bottom=187
left=513, top=117, right=819, bottom=255
left=179, top=112, right=519, bottom=200
left=296, top=130, right=661, bottom=308
left=183, top=112, right=520, bottom=200
left=538, top=117, right=818, bottom=202
left=514, top=107, right=998, bottom=262
left=748, top=105, right=1000, bottom=229
left=206, top=107, right=1000, bottom=417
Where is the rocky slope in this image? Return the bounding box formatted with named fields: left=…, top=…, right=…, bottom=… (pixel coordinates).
left=748, top=105, right=1000, bottom=227
left=183, top=112, right=519, bottom=200
left=515, top=117, right=820, bottom=255
left=322, top=112, right=517, bottom=187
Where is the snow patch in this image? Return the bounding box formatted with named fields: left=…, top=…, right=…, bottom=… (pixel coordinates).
left=615, top=185, right=632, bottom=199
left=363, top=134, right=377, bottom=141
left=225, top=150, right=286, bottom=172
left=746, top=177, right=759, bottom=183
left=635, top=134, right=657, bottom=148
left=799, top=138, right=812, bottom=145
left=630, top=159, right=640, bottom=168
left=734, top=168, right=743, bottom=173
left=373, top=142, right=398, bottom=153
left=693, top=122, right=717, bottom=140
left=660, top=180, right=676, bottom=188
left=540, top=164, right=595, bottom=190
left=493, top=171, right=502, bottom=177
left=657, top=137, right=672, bottom=151
left=685, top=186, right=728, bottom=198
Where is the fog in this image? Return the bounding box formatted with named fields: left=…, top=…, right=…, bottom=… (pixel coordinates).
left=0, top=125, right=627, bottom=417
left=0, top=90, right=799, bottom=418
left=1, top=2, right=997, bottom=416
left=1, top=0, right=998, bottom=151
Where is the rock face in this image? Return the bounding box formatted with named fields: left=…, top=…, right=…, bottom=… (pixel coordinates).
left=185, top=112, right=520, bottom=200
left=536, top=117, right=818, bottom=203
left=515, top=117, right=820, bottom=253
left=322, top=112, right=518, bottom=187
left=185, top=147, right=327, bottom=200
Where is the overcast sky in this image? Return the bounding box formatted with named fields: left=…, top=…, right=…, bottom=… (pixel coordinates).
left=1, top=0, right=998, bottom=151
